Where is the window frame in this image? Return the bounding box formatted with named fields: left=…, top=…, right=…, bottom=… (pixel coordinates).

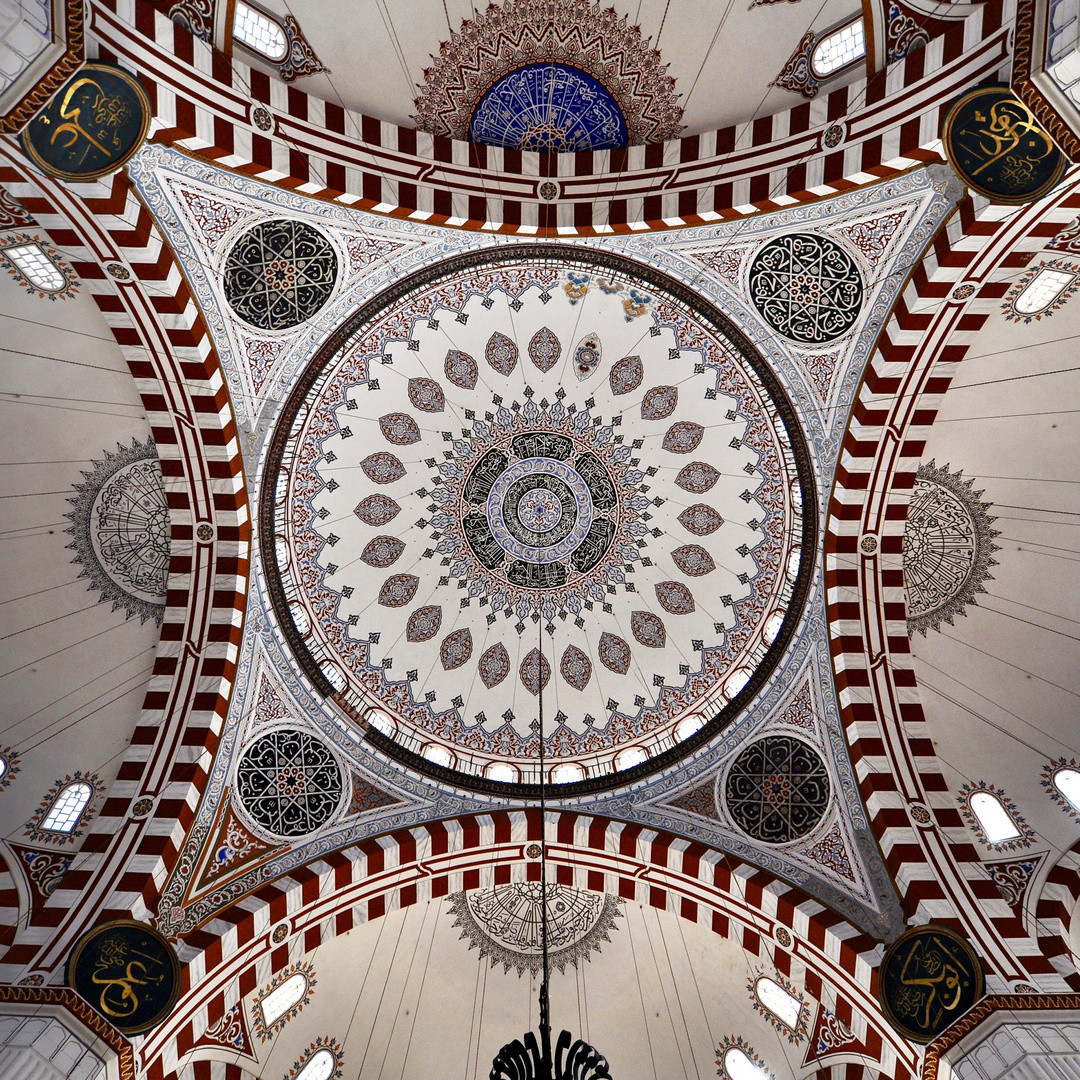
left=1, top=241, right=68, bottom=294
left=40, top=780, right=94, bottom=834
left=810, top=15, right=867, bottom=81
left=968, top=790, right=1022, bottom=845
left=231, top=0, right=289, bottom=63
left=1012, top=266, right=1077, bottom=315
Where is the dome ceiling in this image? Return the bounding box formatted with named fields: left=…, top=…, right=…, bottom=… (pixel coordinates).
left=263, top=245, right=812, bottom=787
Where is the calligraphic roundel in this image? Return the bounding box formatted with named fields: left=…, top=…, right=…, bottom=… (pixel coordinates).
left=20, top=64, right=152, bottom=181
left=67, top=919, right=181, bottom=1034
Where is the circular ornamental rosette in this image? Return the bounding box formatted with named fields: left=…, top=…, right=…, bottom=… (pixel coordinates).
left=263, top=247, right=816, bottom=793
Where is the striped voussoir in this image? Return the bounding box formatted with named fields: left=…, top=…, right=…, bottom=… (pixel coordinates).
left=1036, top=841, right=1080, bottom=986
left=825, top=176, right=1080, bottom=993
left=0, top=146, right=250, bottom=985
left=89, top=0, right=1006, bottom=234
left=138, top=812, right=917, bottom=1080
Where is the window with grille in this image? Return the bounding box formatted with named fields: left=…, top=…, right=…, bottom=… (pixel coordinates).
left=811, top=18, right=866, bottom=79
left=1013, top=268, right=1075, bottom=314
left=2, top=242, right=66, bottom=292
left=233, top=1, right=288, bottom=61
left=258, top=973, right=308, bottom=1028
left=41, top=782, right=93, bottom=832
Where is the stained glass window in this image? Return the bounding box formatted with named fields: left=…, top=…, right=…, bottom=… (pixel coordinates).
left=754, top=977, right=802, bottom=1029
left=233, top=1, right=288, bottom=62
left=1014, top=268, right=1075, bottom=314
left=969, top=791, right=1021, bottom=843
left=811, top=18, right=866, bottom=79
left=2, top=242, right=66, bottom=292
left=258, top=972, right=308, bottom=1028
left=295, top=1049, right=336, bottom=1080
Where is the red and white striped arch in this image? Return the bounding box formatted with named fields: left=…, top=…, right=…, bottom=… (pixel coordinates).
left=0, top=144, right=250, bottom=984
left=87, top=0, right=1006, bottom=234
left=142, top=812, right=918, bottom=1080
left=825, top=173, right=1080, bottom=992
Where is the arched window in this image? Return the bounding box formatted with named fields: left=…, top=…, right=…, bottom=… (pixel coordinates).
left=969, top=791, right=1021, bottom=844
left=232, top=0, right=288, bottom=62
left=258, top=972, right=308, bottom=1028
left=1, top=242, right=67, bottom=293
left=1013, top=268, right=1075, bottom=315
left=1054, top=767, right=1080, bottom=812
left=41, top=781, right=93, bottom=833
left=754, top=976, right=803, bottom=1030
left=811, top=17, right=866, bottom=79
left=724, top=1047, right=769, bottom=1080
left=295, top=1048, right=337, bottom=1080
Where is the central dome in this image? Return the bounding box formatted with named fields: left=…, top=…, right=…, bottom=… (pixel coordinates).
left=263, top=247, right=815, bottom=791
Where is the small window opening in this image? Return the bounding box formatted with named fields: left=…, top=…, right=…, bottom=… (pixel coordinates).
left=811, top=18, right=866, bottom=79
left=969, top=791, right=1021, bottom=844
left=0, top=757, right=7, bottom=780
left=2, top=243, right=66, bottom=293
left=754, top=976, right=803, bottom=1030
left=259, top=972, right=308, bottom=1028
left=233, top=0, right=288, bottom=61
left=295, top=1049, right=336, bottom=1080
left=1054, top=768, right=1080, bottom=811
left=1013, top=268, right=1075, bottom=314
left=725, top=1048, right=769, bottom=1080
left=41, top=781, right=93, bottom=832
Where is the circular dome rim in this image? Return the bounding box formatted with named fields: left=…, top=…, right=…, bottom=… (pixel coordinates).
left=259, top=242, right=819, bottom=798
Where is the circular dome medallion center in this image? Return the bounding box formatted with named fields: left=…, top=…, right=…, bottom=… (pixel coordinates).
left=264, top=247, right=815, bottom=790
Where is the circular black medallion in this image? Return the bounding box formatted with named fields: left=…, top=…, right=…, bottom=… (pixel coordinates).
left=943, top=86, right=1066, bottom=204
left=878, top=924, right=985, bottom=1042
left=725, top=735, right=830, bottom=843
left=223, top=219, right=338, bottom=330
left=236, top=728, right=344, bottom=837
left=748, top=233, right=864, bottom=344
left=67, top=919, right=180, bottom=1034
left=20, top=63, right=151, bottom=181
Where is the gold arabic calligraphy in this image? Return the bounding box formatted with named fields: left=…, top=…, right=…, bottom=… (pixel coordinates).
left=958, top=100, right=1055, bottom=188
left=90, top=935, right=165, bottom=1019
left=892, top=936, right=970, bottom=1031
left=40, top=77, right=133, bottom=169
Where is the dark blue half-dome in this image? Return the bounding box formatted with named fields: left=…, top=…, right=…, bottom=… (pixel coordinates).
left=469, top=63, right=628, bottom=152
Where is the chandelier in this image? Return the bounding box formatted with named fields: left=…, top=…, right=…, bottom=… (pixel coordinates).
left=488, top=657, right=613, bottom=1080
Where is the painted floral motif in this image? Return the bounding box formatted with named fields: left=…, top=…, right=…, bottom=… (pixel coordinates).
left=598, top=632, right=631, bottom=674
left=353, top=494, right=401, bottom=526
left=529, top=326, right=561, bottom=373
left=609, top=354, right=644, bottom=395
left=406, top=605, right=443, bottom=642
left=655, top=581, right=695, bottom=615
left=679, top=504, right=724, bottom=536
left=519, top=648, right=551, bottom=695
left=379, top=412, right=421, bottom=445
left=196, top=1003, right=254, bottom=1057
left=278, top=14, right=330, bottom=83
left=560, top=645, right=592, bottom=691
left=360, top=536, right=405, bottom=569
left=672, top=544, right=716, bottom=577
left=662, top=421, right=704, bottom=454
left=445, top=349, right=478, bottom=389
left=573, top=331, right=603, bottom=380
left=675, top=461, right=719, bottom=493
left=886, top=1, right=930, bottom=63
left=631, top=611, right=666, bottom=648
left=485, top=331, right=518, bottom=375
left=440, top=628, right=473, bottom=670
left=640, top=385, right=678, bottom=419
left=361, top=452, right=406, bottom=485
left=958, top=781, right=1034, bottom=851
left=17, top=847, right=72, bottom=899
left=378, top=574, right=419, bottom=608
left=346, top=772, right=401, bottom=815
left=408, top=377, right=445, bottom=412
left=0, top=746, right=20, bottom=789
left=985, top=855, right=1040, bottom=907
left=771, top=30, right=819, bottom=99
left=479, top=642, right=511, bottom=688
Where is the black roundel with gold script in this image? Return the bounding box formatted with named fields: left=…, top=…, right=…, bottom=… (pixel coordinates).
left=943, top=85, right=1066, bottom=204
left=67, top=919, right=180, bottom=1035
left=19, top=62, right=151, bottom=182
left=878, top=923, right=984, bottom=1043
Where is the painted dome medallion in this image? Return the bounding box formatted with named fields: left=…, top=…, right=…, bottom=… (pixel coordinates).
left=263, top=247, right=815, bottom=791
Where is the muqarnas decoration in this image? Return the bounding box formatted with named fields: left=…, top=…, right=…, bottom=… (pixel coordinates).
left=414, top=0, right=683, bottom=151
